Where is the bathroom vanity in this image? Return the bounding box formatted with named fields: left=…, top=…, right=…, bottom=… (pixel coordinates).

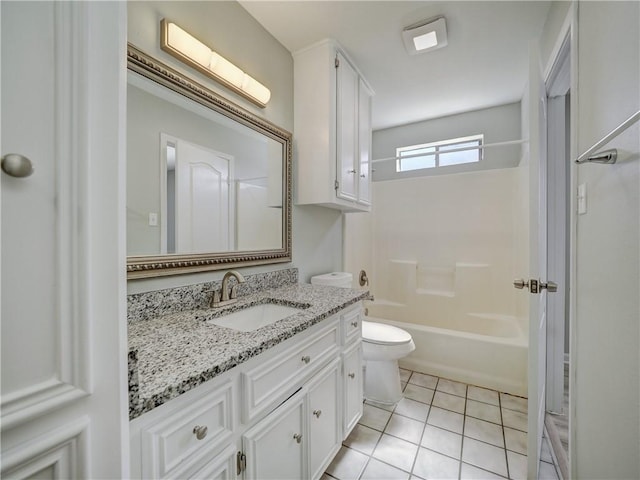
left=128, top=280, right=367, bottom=479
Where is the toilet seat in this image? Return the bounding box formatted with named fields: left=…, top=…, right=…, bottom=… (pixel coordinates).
left=362, top=321, right=412, bottom=346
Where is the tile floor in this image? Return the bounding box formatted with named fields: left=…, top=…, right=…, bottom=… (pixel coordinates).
left=323, top=369, right=560, bottom=480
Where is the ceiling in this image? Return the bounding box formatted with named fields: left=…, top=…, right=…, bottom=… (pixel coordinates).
left=239, top=1, right=552, bottom=131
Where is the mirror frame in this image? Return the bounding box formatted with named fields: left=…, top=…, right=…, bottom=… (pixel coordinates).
left=126, top=44, right=292, bottom=279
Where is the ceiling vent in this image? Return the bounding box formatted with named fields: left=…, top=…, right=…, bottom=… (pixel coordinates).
left=402, top=16, right=448, bottom=55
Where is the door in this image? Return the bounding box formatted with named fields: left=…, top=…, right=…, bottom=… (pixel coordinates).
left=1, top=2, right=126, bottom=478
left=336, top=51, right=358, bottom=202
left=527, top=42, right=549, bottom=479
left=307, top=360, right=341, bottom=480
left=357, top=79, right=372, bottom=206
left=174, top=139, right=232, bottom=253
left=242, top=389, right=306, bottom=480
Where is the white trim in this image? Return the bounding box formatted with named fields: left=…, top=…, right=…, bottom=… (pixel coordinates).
left=1, top=416, right=89, bottom=477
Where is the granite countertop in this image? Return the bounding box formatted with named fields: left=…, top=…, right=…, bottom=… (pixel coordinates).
left=128, top=283, right=369, bottom=420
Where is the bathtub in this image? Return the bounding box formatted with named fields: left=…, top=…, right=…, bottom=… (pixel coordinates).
left=364, top=312, right=528, bottom=396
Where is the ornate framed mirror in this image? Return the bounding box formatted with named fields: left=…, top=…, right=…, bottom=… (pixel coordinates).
left=126, top=44, right=292, bottom=278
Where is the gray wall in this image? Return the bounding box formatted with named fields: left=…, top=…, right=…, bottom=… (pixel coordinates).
left=372, top=102, right=521, bottom=181
left=127, top=1, right=343, bottom=293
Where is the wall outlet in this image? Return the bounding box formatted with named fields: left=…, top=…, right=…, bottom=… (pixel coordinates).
left=148, top=212, right=158, bottom=226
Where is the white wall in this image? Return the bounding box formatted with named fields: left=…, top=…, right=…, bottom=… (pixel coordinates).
left=126, top=1, right=343, bottom=292
left=372, top=102, right=521, bottom=181
left=572, top=1, right=639, bottom=477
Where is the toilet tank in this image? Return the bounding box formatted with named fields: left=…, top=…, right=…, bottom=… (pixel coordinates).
left=310, top=272, right=353, bottom=288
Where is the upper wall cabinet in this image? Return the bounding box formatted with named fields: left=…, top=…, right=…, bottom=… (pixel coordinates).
left=294, top=39, right=374, bottom=212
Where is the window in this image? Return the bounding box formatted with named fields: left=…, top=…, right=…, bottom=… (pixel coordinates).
left=396, top=134, right=483, bottom=172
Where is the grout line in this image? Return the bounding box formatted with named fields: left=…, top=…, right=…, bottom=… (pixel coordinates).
left=498, top=393, right=511, bottom=480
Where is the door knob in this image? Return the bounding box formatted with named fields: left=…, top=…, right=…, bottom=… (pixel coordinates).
left=1, top=153, right=34, bottom=178
left=513, top=279, right=529, bottom=290
left=540, top=281, right=558, bottom=292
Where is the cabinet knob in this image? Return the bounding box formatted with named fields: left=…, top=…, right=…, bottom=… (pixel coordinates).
left=360, top=174, right=366, bottom=178
left=347, top=169, right=356, bottom=174
left=293, top=433, right=303, bottom=444
left=348, top=372, right=355, bottom=379
left=193, top=425, right=208, bottom=440
left=351, top=321, right=358, bottom=328
left=301, top=355, right=311, bottom=364
left=313, top=409, right=322, bottom=418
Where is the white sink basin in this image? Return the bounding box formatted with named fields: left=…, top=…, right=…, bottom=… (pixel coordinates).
left=206, top=303, right=304, bottom=332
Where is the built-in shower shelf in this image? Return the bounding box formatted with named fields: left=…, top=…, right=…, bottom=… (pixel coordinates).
left=416, top=288, right=455, bottom=297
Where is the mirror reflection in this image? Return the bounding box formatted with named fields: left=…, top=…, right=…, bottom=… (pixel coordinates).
left=127, top=67, right=284, bottom=257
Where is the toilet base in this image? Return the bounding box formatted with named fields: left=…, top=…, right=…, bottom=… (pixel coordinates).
left=364, top=359, right=403, bottom=405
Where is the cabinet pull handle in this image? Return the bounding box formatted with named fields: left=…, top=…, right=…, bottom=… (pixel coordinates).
left=347, top=169, right=356, bottom=174
left=313, top=409, right=322, bottom=418
left=301, top=355, right=311, bottom=364
left=360, top=174, right=366, bottom=178
left=193, top=425, right=208, bottom=440
left=351, top=321, right=358, bottom=328
left=348, top=372, right=355, bottom=379
left=293, top=433, right=303, bottom=444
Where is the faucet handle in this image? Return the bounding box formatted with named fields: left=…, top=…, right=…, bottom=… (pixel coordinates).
left=230, top=284, right=239, bottom=300
left=203, top=289, right=221, bottom=307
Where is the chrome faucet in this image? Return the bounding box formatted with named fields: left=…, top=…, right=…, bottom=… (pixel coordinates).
left=211, top=270, right=246, bottom=307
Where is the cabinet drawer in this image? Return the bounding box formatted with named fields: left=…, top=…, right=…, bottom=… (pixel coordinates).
left=341, top=305, right=362, bottom=345
left=140, top=380, right=233, bottom=479
left=242, top=318, right=339, bottom=423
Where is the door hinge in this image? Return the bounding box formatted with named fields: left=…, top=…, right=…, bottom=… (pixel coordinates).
left=335, top=56, right=340, bottom=68
left=237, top=451, right=246, bottom=474
left=334, top=179, right=339, bottom=190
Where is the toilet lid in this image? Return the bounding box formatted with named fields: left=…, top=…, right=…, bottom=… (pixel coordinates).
left=362, top=321, right=412, bottom=345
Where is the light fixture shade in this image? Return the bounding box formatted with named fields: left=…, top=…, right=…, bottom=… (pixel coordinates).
left=402, top=16, right=448, bottom=55
left=160, top=19, right=271, bottom=107
left=166, top=22, right=212, bottom=68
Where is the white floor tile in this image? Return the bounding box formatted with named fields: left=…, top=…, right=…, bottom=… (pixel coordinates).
left=325, top=446, right=369, bottom=480
left=403, top=384, right=435, bottom=404
left=467, top=385, right=500, bottom=406
left=372, top=434, right=419, bottom=472
left=360, top=403, right=393, bottom=431
left=437, top=378, right=467, bottom=397
left=400, top=368, right=412, bottom=383
left=412, top=447, right=460, bottom=480
left=394, top=397, right=430, bottom=422
left=343, top=424, right=382, bottom=456
left=502, top=408, right=528, bottom=432
left=361, top=457, right=411, bottom=480
left=427, top=406, right=464, bottom=434
left=466, top=399, right=502, bottom=424
left=460, top=462, right=507, bottom=479
left=421, top=424, right=462, bottom=459
left=462, top=437, right=508, bottom=477
left=464, top=417, right=504, bottom=448
left=504, top=427, right=527, bottom=455
left=432, top=391, right=466, bottom=414
left=506, top=450, right=527, bottom=480
left=385, top=413, right=425, bottom=444
left=500, top=393, right=528, bottom=414
left=408, top=372, right=438, bottom=389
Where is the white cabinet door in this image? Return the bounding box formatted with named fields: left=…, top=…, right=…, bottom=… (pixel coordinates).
left=243, top=389, right=306, bottom=480
left=342, top=341, right=364, bottom=437
left=307, top=359, right=341, bottom=480
left=336, top=51, right=359, bottom=202
left=357, top=79, right=373, bottom=206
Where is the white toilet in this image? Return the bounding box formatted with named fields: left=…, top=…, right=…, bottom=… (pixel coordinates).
left=310, top=272, right=415, bottom=405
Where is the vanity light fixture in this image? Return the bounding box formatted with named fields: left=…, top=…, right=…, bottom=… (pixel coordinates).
left=160, top=19, right=271, bottom=107
left=402, top=16, right=448, bottom=55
